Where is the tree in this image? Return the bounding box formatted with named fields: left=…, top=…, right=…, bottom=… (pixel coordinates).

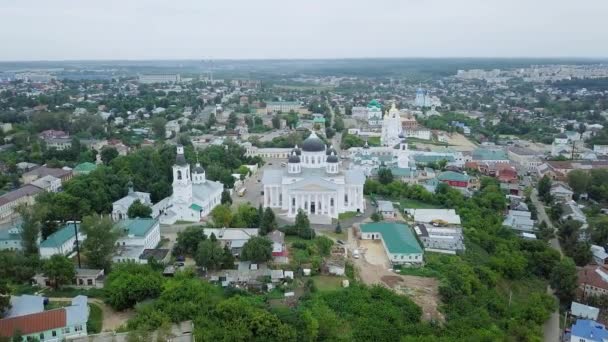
left=295, top=209, right=315, bottom=239
left=591, top=216, right=608, bottom=245
left=240, top=236, right=273, bottom=263
left=100, top=146, right=119, bottom=165
left=371, top=212, right=383, bottom=222
left=227, top=112, right=238, bottom=130
left=81, top=215, right=120, bottom=270
left=151, top=117, right=167, bottom=139
left=538, top=175, right=552, bottom=203
left=16, top=204, right=40, bottom=256
left=0, top=281, right=10, bottom=315
left=127, top=200, right=152, bottom=219
left=260, top=207, right=277, bottom=235
left=335, top=221, right=342, bottom=234
left=175, top=226, right=206, bottom=256
left=207, top=112, right=217, bottom=128
left=222, top=245, right=235, bottom=269
left=536, top=221, right=554, bottom=241
left=43, top=255, right=75, bottom=290
left=195, top=239, right=224, bottom=270
left=272, top=115, right=281, bottom=129
left=104, top=263, right=163, bottom=310
left=550, top=257, right=577, bottom=303
left=567, top=169, right=590, bottom=195
left=221, top=190, right=232, bottom=205
left=377, top=168, right=394, bottom=185
left=211, top=204, right=233, bottom=228
left=333, top=116, right=344, bottom=132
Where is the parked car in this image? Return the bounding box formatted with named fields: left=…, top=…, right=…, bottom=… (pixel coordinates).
left=337, top=240, right=345, bottom=245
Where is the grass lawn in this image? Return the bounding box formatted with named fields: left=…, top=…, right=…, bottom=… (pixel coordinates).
left=338, top=211, right=358, bottom=220
left=367, top=136, right=381, bottom=146
left=46, top=301, right=71, bottom=310
left=399, top=199, right=441, bottom=209
left=42, top=287, right=105, bottom=299
left=87, top=303, right=103, bottom=334
left=323, top=230, right=347, bottom=241
left=312, top=275, right=345, bottom=292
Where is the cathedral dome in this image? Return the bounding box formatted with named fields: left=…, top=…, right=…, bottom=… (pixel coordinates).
left=288, top=152, right=301, bottom=163
left=326, top=153, right=339, bottom=163
left=302, top=131, right=325, bottom=152
left=175, top=145, right=188, bottom=166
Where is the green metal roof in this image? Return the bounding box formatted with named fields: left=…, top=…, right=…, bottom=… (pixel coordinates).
left=367, top=99, right=382, bottom=108
left=360, top=222, right=422, bottom=255
left=74, top=162, right=97, bottom=173
left=313, top=117, right=326, bottom=123
left=190, top=203, right=203, bottom=211
left=115, top=218, right=157, bottom=237
left=414, top=155, right=455, bottom=163
left=387, top=167, right=417, bottom=177
left=471, top=148, right=508, bottom=161
left=40, top=223, right=79, bottom=248
left=437, top=171, right=470, bottom=182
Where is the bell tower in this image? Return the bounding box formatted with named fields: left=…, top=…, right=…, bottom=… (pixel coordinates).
left=172, top=145, right=192, bottom=204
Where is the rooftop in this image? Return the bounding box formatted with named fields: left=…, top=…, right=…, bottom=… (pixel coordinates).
left=472, top=148, right=508, bottom=161
left=115, top=218, right=158, bottom=237
left=571, top=319, right=608, bottom=341
left=360, top=222, right=423, bottom=255
left=437, top=171, right=470, bottom=183
left=0, top=184, right=44, bottom=206
left=40, top=223, right=79, bottom=249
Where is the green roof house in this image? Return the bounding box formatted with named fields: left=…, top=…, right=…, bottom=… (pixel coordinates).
left=115, top=218, right=161, bottom=250
left=73, top=162, right=97, bottom=175
left=471, top=148, right=509, bottom=162
left=0, top=226, right=23, bottom=251
left=359, top=222, right=423, bottom=265
left=40, top=223, right=82, bottom=258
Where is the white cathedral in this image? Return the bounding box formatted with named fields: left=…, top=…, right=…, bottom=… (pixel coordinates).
left=381, top=102, right=403, bottom=148
left=262, top=131, right=366, bottom=220
left=154, top=145, right=224, bottom=225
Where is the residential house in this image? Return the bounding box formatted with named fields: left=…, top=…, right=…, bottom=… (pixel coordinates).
left=413, top=223, right=465, bottom=254
left=591, top=245, right=608, bottom=266
left=73, top=162, right=97, bottom=175
left=0, top=295, right=89, bottom=342
left=268, top=230, right=286, bottom=257
left=111, top=183, right=152, bottom=221
left=377, top=200, right=395, bottom=219
left=359, top=222, right=423, bottom=265
left=0, top=226, right=23, bottom=251
left=508, top=147, right=543, bottom=172
left=551, top=182, right=574, bottom=201
left=113, top=218, right=161, bottom=263
left=577, top=265, right=608, bottom=298
left=436, top=171, right=470, bottom=188
left=404, top=208, right=462, bottom=225
left=569, top=319, right=608, bottom=342
left=31, top=175, right=62, bottom=192
left=33, top=268, right=105, bottom=289
left=202, top=228, right=259, bottom=256
left=0, top=185, right=44, bottom=221
left=40, top=223, right=84, bottom=258
left=471, top=148, right=509, bottom=165
left=560, top=201, right=588, bottom=227
left=571, top=302, right=600, bottom=321
left=22, top=166, right=72, bottom=184
left=503, top=210, right=535, bottom=232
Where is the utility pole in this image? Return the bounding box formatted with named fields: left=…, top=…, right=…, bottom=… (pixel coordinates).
left=73, top=220, right=81, bottom=268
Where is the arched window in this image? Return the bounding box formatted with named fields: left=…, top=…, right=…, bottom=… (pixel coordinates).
left=177, top=170, right=182, bottom=180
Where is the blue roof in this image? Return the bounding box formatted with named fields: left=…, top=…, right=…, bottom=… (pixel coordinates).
left=571, top=319, right=608, bottom=341
left=115, top=218, right=157, bottom=237
left=40, top=223, right=79, bottom=248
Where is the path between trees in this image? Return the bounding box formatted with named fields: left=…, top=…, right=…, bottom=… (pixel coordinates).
left=48, top=297, right=134, bottom=331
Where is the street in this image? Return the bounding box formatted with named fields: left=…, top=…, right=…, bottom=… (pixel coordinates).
left=531, top=189, right=563, bottom=342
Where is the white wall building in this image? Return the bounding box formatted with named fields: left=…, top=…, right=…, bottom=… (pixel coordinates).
left=138, top=74, right=181, bottom=84
left=380, top=103, right=402, bottom=147
left=262, top=131, right=366, bottom=220
left=111, top=182, right=152, bottom=221
left=154, top=146, right=224, bottom=225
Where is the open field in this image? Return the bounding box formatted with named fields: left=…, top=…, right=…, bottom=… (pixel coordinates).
left=312, top=275, right=346, bottom=292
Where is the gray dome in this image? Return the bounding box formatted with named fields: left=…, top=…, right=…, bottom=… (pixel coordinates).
left=326, top=154, right=339, bottom=163
left=326, top=146, right=337, bottom=156
left=193, top=163, right=205, bottom=173
left=291, top=146, right=302, bottom=156
left=302, top=132, right=325, bottom=152
left=176, top=153, right=188, bottom=166
left=288, top=153, right=301, bottom=163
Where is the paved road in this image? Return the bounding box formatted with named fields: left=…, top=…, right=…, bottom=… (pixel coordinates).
left=531, top=189, right=563, bottom=342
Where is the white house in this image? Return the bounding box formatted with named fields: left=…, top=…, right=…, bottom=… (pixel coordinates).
left=403, top=208, right=462, bottom=225
left=359, top=222, right=423, bottom=265
left=40, top=223, right=84, bottom=259
left=551, top=182, right=574, bottom=201
left=113, top=218, right=161, bottom=263
left=111, top=182, right=152, bottom=221
left=31, top=175, right=62, bottom=192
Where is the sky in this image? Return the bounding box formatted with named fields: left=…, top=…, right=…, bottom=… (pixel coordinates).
left=0, top=0, right=607, bottom=61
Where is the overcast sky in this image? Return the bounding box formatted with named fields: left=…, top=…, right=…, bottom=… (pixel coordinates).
left=1, top=0, right=607, bottom=61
